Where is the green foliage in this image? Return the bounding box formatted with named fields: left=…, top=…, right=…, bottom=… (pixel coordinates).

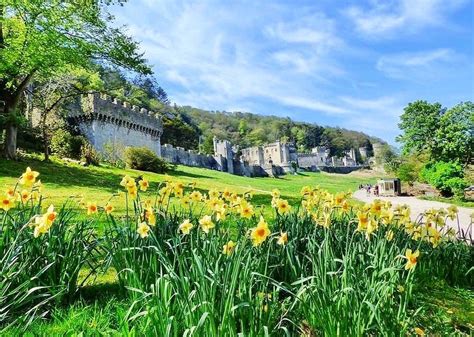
left=50, top=129, right=85, bottom=159
left=80, top=143, right=100, bottom=166
left=398, top=100, right=474, bottom=164
left=397, top=101, right=443, bottom=156
left=436, top=102, right=474, bottom=164
left=181, top=107, right=381, bottom=154
left=124, top=147, right=171, bottom=173
left=420, top=161, right=467, bottom=196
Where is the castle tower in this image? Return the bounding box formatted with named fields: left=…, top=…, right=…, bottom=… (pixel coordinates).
left=69, top=93, right=163, bottom=159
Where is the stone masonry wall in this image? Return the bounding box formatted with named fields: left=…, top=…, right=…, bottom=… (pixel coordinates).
left=69, top=93, right=163, bottom=159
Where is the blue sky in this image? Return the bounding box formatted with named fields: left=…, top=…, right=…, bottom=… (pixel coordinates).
left=112, top=0, right=473, bottom=144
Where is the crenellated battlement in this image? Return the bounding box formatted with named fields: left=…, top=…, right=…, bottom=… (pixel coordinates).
left=69, top=93, right=163, bottom=138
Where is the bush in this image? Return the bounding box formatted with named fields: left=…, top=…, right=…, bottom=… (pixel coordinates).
left=50, top=129, right=86, bottom=159
left=124, top=147, right=170, bottom=173
left=420, top=161, right=467, bottom=196
left=80, top=143, right=100, bottom=166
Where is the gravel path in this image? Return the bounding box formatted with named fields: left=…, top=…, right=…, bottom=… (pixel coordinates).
left=353, top=189, right=473, bottom=236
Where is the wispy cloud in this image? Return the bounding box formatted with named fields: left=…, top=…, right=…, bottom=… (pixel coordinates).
left=345, top=0, right=467, bottom=38
left=376, top=48, right=460, bottom=79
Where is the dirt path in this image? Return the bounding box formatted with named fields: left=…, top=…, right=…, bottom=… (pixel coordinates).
left=353, top=189, right=473, bottom=236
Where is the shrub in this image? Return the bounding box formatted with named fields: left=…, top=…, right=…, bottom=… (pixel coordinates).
left=124, top=147, right=170, bottom=173
left=80, top=143, right=100, bottom=166
left=50, top=129, right=86, bottom=159
left=420, top=161, right=467, bottom=196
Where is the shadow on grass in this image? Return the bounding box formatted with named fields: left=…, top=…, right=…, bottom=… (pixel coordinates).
left=168, top=168, right=216, bottom=180
left=0, top=157, right=131, bottom=194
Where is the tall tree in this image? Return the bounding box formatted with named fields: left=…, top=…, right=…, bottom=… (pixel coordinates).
left=0, top=1, right=150, bottom=159
left=396, top=101, right=443, bottom=157
left=31, top=67, right=103, bottom=161
left=436, top=101, right=474, bottom=164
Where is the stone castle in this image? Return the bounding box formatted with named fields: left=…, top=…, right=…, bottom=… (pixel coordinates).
left=35, top=93, right=378, bottom=176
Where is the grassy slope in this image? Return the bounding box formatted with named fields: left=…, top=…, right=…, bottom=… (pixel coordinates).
left=0, top=156, right=378, bottom=212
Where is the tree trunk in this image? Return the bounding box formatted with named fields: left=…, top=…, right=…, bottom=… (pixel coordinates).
left=44, top=142, right=49, bottom=161
left=4, top=123, right=17, bottom=159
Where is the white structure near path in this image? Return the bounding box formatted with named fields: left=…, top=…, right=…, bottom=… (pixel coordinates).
left=353, top=189, right=473, bottom=236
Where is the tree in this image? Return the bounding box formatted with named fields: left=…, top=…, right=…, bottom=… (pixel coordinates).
left=0, top=1, right=150, bottom=159
left=31, top=67, right=103, bottom=161
left=396, top=101, right=443, bottom=157
left=436, top=102, right=473, bottom=165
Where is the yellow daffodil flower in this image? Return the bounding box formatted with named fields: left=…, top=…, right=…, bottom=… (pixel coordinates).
left=104, top=203, right=114, bottom=214
left=179, top=219, right=194, bottom=235
left=276, top=198, right=291, bottom=214
left=87, top=202, right=98, bottom=215
left=404, top=249, right=420, bottom=270
left=250, top=216, right=271, bottom=246
left=139, top=179, right=149, bottom=191
left=20, top=190, right=30, bottom=203
left=223, top=240, right=236, bottom=256
left=19, top=167, right=39, bottom=186
left=1, top=196, right=14, bottom=211
left=240, top=200, right=254, bottom=219
left=137, top=222, right=150, bottom=238
left=199, top=215, right=215, bottom=233
left=277, top=231, right=288, bottom=246
left=385, top=229, right=394, bottom=241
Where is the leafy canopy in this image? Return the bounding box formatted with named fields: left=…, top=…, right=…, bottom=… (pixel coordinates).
left=397, top=100, right=473, bottom=164
left=0, top=0, right=150, bottom=94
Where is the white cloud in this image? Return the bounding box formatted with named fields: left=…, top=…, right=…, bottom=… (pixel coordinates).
left=376, top=48, right=458, bottom=79
left=345, top=0, right=468, bottom=38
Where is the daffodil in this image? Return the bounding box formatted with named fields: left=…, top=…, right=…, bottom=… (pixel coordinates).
left=370, top=199, right=382, bottom=216
left=181, top=195, right=191, bottom=207
left=222, top=188, right=232, bottom=200
left=5, top=187, right=15, bottom=199
left=385, top=229, right=394, bottom=241
left=20, top=190, right=30, bottom=203
left=272, top=189, right=281, bottom=198
left=43, top=205, right=57, bottom=226
left=32, top=205, right=56, bottom=237
left=223, top=240, right=236, bottom=256
left=1, top=196, right=14, bottom=211
left=19, top=167, right=39, bottom=186
left=127, top=184, right=138, bottom=199
left=239, top=200, right=254, bottom=219
left=137, top=222, right=150, bottom=238
left=105, top=203, right=114, bottom=214
left=139, top=178, right=149, bottom=191
left=250, top=216, right=271, bottom=246
left=199, top=215, right=215, bottom=233
left=87, top=202, right=98, bottom=215
left=447, top=205, right=458, bottom=221
left=414, top=327, right=425, bottom=336
left=404, top=249, right=420, bottom=270
left=190, top=190, right=203, bottom=202
left=277, top=232, right=288, bottom=246
left=144, top=207, right=156, bottom=226
left=365, top=219, right=378, bottom=240
left=357, top=211, right=369, bottom=231
left=179, top=219, right=194, bottom=235
left=333, top=192, right=344, bottom=206
left=120, top=175, right=133, bottom=187
left=276, top=198, right=291, bottom=214
left=205, top=188, right=217, bottom=199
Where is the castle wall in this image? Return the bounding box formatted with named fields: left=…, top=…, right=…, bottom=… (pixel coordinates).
left=161, top=144, right=221, bottom=171
left=69, top=93, right=162, bottom=159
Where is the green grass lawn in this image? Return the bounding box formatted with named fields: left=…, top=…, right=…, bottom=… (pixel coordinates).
left=0, top=155, right=378, bottom=212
